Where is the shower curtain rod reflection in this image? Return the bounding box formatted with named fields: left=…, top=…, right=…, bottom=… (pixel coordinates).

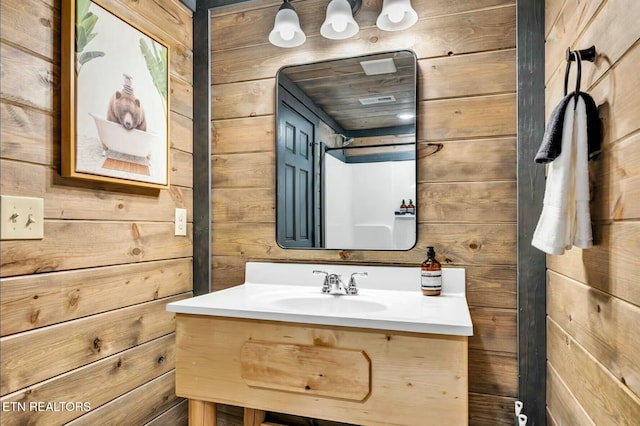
left=325, top=142, right=415, bottom=151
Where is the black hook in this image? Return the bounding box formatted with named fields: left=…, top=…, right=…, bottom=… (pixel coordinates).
left=563, top=50, right=582, bottom=109
left=565, top=45, right=597, bottom=62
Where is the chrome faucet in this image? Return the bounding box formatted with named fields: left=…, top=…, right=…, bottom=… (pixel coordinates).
left=347, top=272, right=368, bottom=295
left=313, top=270, right=367, bottom=295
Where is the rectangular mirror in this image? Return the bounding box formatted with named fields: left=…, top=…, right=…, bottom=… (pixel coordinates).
left=276, top=50, right=417, bottom=250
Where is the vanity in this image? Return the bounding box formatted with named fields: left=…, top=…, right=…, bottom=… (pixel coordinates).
left=167, top=262, right=473, bottom=426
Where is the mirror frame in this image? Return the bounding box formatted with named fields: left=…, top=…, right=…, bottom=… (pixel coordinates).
left=274, top=50, right=418, bottom=251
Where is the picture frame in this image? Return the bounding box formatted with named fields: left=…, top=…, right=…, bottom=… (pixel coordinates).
left=62, top=0, right=170, bottom=189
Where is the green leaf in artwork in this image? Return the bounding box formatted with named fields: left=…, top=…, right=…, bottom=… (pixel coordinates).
left=140, top=39, right=168, bottom=104
left=75, top=0, right=103, bottom=72
left=77, top=0, right=91, bottom=25
left=78, top=51, right=105, bottom=65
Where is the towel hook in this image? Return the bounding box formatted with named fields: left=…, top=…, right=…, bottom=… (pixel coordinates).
left=565, top=45, right=596, bottom=62
left=563, top=50, right=582, bottom=109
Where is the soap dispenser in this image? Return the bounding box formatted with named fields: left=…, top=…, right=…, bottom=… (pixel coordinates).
left=421, top=246, right=442, bottom=296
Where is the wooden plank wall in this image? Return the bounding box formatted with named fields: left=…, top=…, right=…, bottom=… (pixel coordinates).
left=210, top=0, right=517, bottom=424
left=544, top=0, right=640, bottom=424
left=0, top=0, right=193, bottom=424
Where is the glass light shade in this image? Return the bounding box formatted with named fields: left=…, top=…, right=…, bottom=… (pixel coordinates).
left=376, top=0, right=418, bottom=31
left=269, top=7, right=306, bottom=48
left=321, top=0, right=359, bottom=40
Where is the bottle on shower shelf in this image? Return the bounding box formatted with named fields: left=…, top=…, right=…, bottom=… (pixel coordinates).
left=400, top=199, right=407, bottom=214
left=407, top=199, right=415, bottom=215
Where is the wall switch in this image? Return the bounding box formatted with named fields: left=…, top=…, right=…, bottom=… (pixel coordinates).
left=174, top=208, right=187, bottom=236
left=1, top=195, right=45, bottom=240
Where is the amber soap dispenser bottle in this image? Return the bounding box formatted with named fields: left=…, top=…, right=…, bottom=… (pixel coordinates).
left=421, top=246, right=442, bottom=296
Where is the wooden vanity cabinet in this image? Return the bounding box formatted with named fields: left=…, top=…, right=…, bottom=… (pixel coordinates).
left=175, top=314, right=468, bottom=426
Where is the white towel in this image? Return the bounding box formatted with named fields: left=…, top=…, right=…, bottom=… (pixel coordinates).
left=532, top=96, right=593, bottom=255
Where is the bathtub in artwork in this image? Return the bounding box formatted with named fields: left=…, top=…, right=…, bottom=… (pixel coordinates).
left=89, top=113, right=160, bottom=163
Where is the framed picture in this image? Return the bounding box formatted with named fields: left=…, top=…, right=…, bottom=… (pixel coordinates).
left=62, top=0, right=170, bottom=189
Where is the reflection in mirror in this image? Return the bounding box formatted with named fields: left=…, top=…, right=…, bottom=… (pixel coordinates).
left=276, top=51, right=417, bottom=250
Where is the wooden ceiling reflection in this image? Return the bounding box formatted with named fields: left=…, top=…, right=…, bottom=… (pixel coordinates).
left=281, top=51, right=416, bottom=131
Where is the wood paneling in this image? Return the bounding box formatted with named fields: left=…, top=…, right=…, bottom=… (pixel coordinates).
left=1, top=160, right=193, bottom=221
left=545, top=1, right=640, bottom=422
left=468, top=349, right=518, bottom=396
left=146, top=400, right=189, bottom=426
left=211, top=2, right=517, bottom=424
left=1, top=258, right=191, bottom=336
left=66, top=371, right=183, bottom=426
left=212, top=222, right=515, bottom=266
left=465, top=266, right=516, bottom=309
left=418, top=181, right=516, bottom=223
left=1, top=221, right=192, bottom=278
left=213, top=116, right=275, bottom=154
left=213, top=152, right=275, bottom=188
left=546, top=362, right=595, bottom=426
left=0, top=0, right=59, bottom=60
left=547, top=271, right=640, bottom=398
left=0, top=0, right=193, bottom=424
left=210, top=0, right=514, bottom=52
left=547, top=319, right=640, bottom=424
left=1, top=294, right=185, bottom=393
left=419, top=49, right=516, bottom=101
left=0, top=42, right=57, bottom=112
left=0, top=102, right=57, bottom=165
left=418, top=138, right=516, bottom=183
left=0, top=334, right=176, bottom=425
left=211, top=6, right=516, bottom=84
left=468, top=308, right=517, bottom=354
left=213, top=188, right=274, bottom=223
left=547, top=223, right=640, bottom=313
left=212, top=79, right=276, bottom=120
left=468, top=392, right=517, bottom=426
left=421, top=94, right=516, bottom=141
left=172, top=148, right=195, bottom=188
left=590, top=133, right=640, bottom=221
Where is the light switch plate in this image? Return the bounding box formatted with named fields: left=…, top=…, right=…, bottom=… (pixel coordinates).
left=1, top=195, right=45, bottom=240
left=175, top=208, right=187, bottom=236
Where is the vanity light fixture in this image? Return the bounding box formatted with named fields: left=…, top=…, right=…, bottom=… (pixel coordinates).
left=269, top=0, right=418, bottom=47
left=320, top=0, right=361, bottom=40
left=376, top=0, right=418, bottom=31
left=269, top=0, right=306, bottom=48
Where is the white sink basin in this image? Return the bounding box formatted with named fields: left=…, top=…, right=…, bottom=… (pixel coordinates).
left=268, top=294, right=387, bottom=314
left=167, top=262, right=473, bottom=336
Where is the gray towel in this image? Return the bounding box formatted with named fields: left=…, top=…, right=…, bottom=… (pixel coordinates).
left=535, top=92, right=601, bottom=163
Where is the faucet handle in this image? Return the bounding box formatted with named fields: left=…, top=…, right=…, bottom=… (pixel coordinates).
left=313, top=270, right=330, bottom=293
left=347, top=272, right=367, bottom=295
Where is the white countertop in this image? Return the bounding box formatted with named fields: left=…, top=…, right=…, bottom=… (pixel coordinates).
left=167, top=262, right=473, bottom=336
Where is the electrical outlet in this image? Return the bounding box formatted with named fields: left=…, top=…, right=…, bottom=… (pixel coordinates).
left=1, top=195, right=45, bottom=240
left=175, top=208, right=187, bottom=236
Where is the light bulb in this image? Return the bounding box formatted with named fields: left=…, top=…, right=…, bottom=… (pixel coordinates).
left=331, top=18, right=348, bottom=33
left=388, top=8, right=405, bottom=23
left=397, top=113, right=414, bottom=120
left=280, top=26, right=294, bottom=41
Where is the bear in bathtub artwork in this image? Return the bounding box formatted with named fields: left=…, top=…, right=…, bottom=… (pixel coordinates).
left=88, top=73, right=160, bottom=174
left=70, top=0, right=168, bottom=186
